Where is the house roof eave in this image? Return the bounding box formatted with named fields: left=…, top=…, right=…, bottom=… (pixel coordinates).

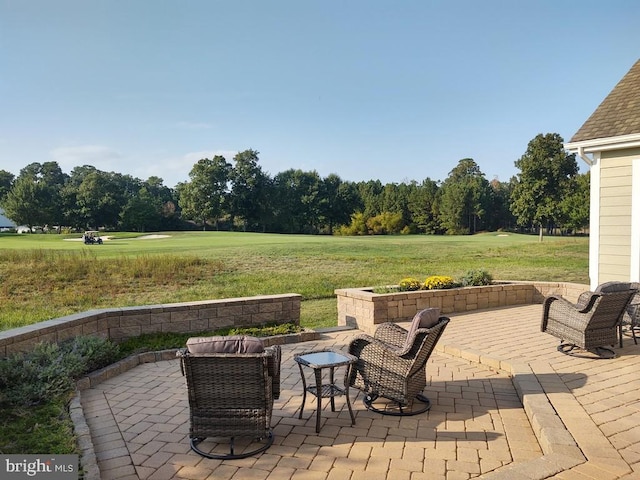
left=565, top=133, right=640, bottom=154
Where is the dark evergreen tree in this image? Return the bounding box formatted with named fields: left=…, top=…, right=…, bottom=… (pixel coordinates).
left=438, top=158, right=492, bottom=234
left=408, top=178, right=440, bottom=234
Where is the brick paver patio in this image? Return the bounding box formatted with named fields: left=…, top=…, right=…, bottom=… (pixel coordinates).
left=80, top=305, right=640, bottom=479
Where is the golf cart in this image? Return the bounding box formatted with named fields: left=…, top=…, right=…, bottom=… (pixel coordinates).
left=83, top=231, right=103, bottom=245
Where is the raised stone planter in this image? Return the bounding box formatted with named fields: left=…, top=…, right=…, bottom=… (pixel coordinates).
left=335, top=281, right=588, bottom=334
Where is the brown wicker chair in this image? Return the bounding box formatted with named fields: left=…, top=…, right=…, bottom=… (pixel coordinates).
left=348, top=309, right=449, bottom=416
left=594, top=281, right=640, bottom=346
left=178, top=336, right=281, bottom=459
left=541, top=284, right=637, bottom=357
left=623, top=296, right=640, bottom=345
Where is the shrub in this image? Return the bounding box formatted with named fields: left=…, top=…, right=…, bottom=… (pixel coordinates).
left=366, top=212, right=404, bottom=235
left=0, top=343, right=74, bottom=407
left=459, top=269, right=493, bottom=287
left=399, top=277, right=422, bottom=291
left=335, top=212, right=368, bottom=235
left=0, top=336, right=120, bottom=407
left=423, top=275, right=457, bottom=290
left=62, top=335, right=121, bottom=376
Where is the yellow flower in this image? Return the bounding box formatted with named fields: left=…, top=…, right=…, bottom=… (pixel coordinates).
left=399, top=277, right=422, bottom=291
left=423, top=275, right=456, bottom=290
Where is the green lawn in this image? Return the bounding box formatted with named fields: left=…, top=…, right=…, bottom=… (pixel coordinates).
left=0, top=231, right=589, bottom=331
left=0, top=230, right=589, bottom=455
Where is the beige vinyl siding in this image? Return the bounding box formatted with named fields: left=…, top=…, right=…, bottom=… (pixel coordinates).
left=598, top=153, right=633, bottom=283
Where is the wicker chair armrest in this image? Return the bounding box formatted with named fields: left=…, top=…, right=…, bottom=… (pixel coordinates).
left=348, top=333, right=377, bottom=357
left=576, top=291, right=591, bottom=309
left=366, top=340, right=411, bottom=374
left=373, top=322, right=408, bottom=348
left=542, top=295, right=593, bottom=331
left=349, top=333, right=412, bottom=373
left=264, top=345, right=281, bottom=399
left=575, top=294, right=600, bottom=313
left=547, top=293, right=597, bottom=314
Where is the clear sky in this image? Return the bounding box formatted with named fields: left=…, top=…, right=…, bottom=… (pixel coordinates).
left=1, top=1, right=639, bottom=189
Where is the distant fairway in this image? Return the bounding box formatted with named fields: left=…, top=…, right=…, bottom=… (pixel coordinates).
left=0, top=231, right=589, bottom=330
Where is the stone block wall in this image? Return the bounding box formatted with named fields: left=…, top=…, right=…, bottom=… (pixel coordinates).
left=335, top=281, right=589, bottom=334
left=0, top=293, right=302, bottom=357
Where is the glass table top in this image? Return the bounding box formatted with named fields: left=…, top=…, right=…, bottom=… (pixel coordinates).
left=295, top=350, right=355, bottom=368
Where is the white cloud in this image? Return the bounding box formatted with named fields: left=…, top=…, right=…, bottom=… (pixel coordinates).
left=50, top=145, right=123, bottom=171
left=47, top=145, right=241, bottom=189
left=133, top=150, right=239, bottom=188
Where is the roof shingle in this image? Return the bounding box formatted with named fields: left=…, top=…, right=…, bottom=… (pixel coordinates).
left=570, top=59, right=640, bottom=143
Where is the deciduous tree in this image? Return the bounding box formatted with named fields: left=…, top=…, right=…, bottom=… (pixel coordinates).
left=228, top=150, right=271, bottom=232
left=272, top=169, right=322, bottom=233
left=15, top=162, right=68, bottom=230
left=1, top=176, right=50, bottom=229
left=558, top=172, right=590, bottom=234
left=510, top=133, right=578, bottom=240
left=120, top=187, right=161, bottom=232
left=0, top=170, right=15, bottom=202
left=178, top=156, right=231, bottom=230
left=318, top=174, right=359, bottom=234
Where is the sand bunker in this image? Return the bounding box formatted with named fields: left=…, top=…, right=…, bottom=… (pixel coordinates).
left=136, top=234, right=171, bottom=239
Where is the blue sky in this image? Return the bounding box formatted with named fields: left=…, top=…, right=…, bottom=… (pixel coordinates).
left=1, top=1, right=639, bottom=189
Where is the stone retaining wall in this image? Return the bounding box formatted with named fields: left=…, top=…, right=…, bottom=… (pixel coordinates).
left=335, top=281, right=589, bottom=334
left=0, top=293, right=302, bottom=357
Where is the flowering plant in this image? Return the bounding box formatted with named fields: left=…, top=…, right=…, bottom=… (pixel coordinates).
left=399, top=277, right=422, bottom=291
left=423, top=275, right=457, bottom=290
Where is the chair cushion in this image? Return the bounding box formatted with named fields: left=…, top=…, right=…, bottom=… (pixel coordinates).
left=405, top=308, right=441, bottom=344
left=186, top=335, right=264, bottom=354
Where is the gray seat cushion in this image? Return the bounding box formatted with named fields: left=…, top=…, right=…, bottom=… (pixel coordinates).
left=405, top=308, right=441, bottom=348
left=186, top=335, right=265, bottom=354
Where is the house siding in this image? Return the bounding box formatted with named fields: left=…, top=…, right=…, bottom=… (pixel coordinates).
left=566, top=59, right=640, bottom=287
left=597, top=149, right=640, bottom=283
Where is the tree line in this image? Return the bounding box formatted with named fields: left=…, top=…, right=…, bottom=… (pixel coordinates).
left=0, top=133, right=589, bottom=236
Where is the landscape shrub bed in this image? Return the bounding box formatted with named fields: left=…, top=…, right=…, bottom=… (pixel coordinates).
left=0, top=336, right=120, bottom=407
left=0, top=336, right=120, bottom=455
left=0, top=322, right=303, bottom=454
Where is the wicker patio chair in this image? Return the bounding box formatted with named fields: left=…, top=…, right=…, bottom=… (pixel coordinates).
left=178, top=336, right=281, bottom=459
left=348, top=308, right=449, bottom=416
left=623, top=294, right=640, bottom=345
left=541, top=284, right=637, bottom=358
left=593, top=281, right=640, bottom=346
